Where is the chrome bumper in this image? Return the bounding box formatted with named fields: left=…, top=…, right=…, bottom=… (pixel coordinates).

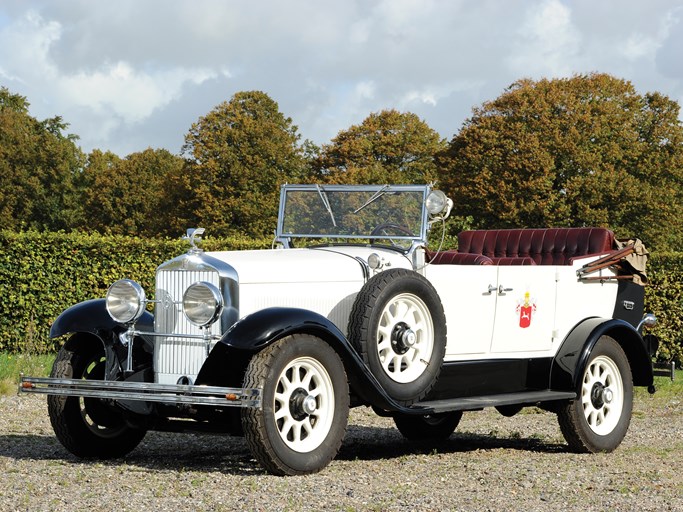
left=19, top=375, right=262, bottom=408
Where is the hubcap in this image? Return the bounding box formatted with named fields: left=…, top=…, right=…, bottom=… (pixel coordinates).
left=376, top=293, right=434, bottom=384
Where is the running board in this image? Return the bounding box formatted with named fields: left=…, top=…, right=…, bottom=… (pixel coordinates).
left=405, top=390, right=577, bottom=415
left=19, top=375, right=261, bottom=408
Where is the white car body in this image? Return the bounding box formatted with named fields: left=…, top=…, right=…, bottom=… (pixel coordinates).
left=21, top=183, right=656, bottom=476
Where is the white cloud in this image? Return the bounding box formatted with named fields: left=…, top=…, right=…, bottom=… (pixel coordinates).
left=59, top=62, right=216, bottom=124
left=0, top=7, right=218, bottom=148
left=0, top=0, right=681, bottom=155
left=508, top=0, right=581, bottom=77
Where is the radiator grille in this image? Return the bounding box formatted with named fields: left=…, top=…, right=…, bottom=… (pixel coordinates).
left=154, top=269, right=221, bottom=383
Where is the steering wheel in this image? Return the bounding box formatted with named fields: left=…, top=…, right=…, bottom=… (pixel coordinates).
left=370, top=223, right=413, bottom=246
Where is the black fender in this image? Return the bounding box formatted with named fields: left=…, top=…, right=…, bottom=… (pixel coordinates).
left=550, top=317, right=653, bottom=391
left=49, top=299, right=155, bottom=386
left=50, top=298, right=154, bottom=340
left=195, top=307, right=404, bottom=410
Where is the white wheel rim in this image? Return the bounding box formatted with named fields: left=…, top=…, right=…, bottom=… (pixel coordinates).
left=376, top=293, right=434, bottom=384
left=581, top=355, right=624, bottom=436
left=273, top=356, right=335, bottom=453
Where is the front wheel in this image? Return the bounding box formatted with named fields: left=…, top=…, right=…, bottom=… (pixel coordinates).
left=47, top=338, right=146, bottom=458
left=557, top=336, right=633, bottom=453
left=242, top=334, right=350, bottom=475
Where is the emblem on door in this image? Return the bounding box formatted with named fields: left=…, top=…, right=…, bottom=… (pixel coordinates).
left=516, top=291, right=537, bottom=328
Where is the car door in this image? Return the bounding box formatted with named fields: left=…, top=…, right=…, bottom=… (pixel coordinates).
left=426, top=265, right=498, bottom=357
left=489, top=266, right=558, bottom=354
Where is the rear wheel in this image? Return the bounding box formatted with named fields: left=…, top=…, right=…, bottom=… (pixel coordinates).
left=48, top=338, right=146, bottom=458
left=558, top=336, right=633, bottom=453
left=242, top=335, right=349, bottom=475
left=393, top=411, right=462, bottom=441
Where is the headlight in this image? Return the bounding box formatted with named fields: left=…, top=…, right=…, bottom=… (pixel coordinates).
left=183, top=282, right=223, bottom=327
left=368, top=253, right=383, bottom=270
left=426, top=190, right=448, bottom=215
left=106, top=279, right=146, bottom=324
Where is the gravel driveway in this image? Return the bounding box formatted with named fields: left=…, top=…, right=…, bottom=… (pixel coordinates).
left=1, top=389, right=681, bottom=511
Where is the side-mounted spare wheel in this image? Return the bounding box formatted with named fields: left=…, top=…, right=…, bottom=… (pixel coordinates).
left=348, top=268, right=447, bottom=405
left=241, top=334, right=350, bottom=475
left=558, top=335, right=633, bottom=453
left=48, top=336, right=146, bottom=458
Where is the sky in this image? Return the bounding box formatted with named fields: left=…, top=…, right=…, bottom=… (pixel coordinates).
left=1, top=0, right=682, bottom=157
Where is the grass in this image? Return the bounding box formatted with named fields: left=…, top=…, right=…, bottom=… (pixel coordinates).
left=0, top=352, right=55, bottom=395
left=636, top=370, right=683, bottom=400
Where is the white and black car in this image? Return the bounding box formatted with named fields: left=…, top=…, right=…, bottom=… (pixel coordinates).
left=21, top=184, right=659, bottom=475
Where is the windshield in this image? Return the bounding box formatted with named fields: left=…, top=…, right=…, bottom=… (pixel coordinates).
left=276, top=184, right=430, bottom=246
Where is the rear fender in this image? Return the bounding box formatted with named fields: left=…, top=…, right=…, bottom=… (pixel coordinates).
left=551, top=317, right=653, bottom=391
left=196, top=307, right=400, bottom=409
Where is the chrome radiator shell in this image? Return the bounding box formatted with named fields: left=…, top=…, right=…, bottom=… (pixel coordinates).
left=153, top=251, right=239, bottom=385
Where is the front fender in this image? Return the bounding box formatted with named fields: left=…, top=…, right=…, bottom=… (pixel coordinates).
left=50, top=298, right=154, bottom=339
left=551, top=317, right=653, bottom=391
left=196, top=307, right=403, bottom=409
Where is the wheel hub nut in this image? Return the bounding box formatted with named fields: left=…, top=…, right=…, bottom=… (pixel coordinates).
left=401, top=329, right=416, bottom=348
left=302, top=395, right=317, bottom=415
left=603, top=388, right=613, bottom=404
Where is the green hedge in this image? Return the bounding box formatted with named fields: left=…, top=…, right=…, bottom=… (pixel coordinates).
left=1, top=231, right=681, bottom=366
left=0, top=231, right=269, bottom=353
left=644, top=252, right=683, bottom=366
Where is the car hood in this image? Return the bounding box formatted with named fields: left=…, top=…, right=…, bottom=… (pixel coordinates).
left=207, top=247, right=412, bottom=284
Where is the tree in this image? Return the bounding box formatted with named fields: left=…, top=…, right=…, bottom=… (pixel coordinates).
left=315, top=109, right=447, bottom=184
left=437, top=74, right=683, bottom=250
left=80, top=148, right=184, bottom=236
left=0, top=87, right=84, bottom=231
left=175, top=91, right=308, bottom=238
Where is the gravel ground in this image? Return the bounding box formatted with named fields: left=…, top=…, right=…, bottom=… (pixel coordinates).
left=1, top=390, right=681, bottom=512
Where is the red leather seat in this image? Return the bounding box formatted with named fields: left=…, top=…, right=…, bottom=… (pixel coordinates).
left=427, top=250, right=493, bottom=265
left=457, top=228, right=615, bottom=266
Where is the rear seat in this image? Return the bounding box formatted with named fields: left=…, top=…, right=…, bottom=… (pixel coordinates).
left=457, top=227, right=615, bottom=265
left=427, top=227, right=615, bottom=266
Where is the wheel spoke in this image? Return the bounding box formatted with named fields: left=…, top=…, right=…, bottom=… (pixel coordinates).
left=377, top=326, right=392, bottom=346
left=381, top=308, right=395, bottom=327
left=393, top=301, right=409, bottom=322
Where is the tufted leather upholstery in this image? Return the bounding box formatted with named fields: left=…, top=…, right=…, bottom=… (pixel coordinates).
left=457, top=227, right=615, bottom=266
left=427, top=250, right=493, bottom=265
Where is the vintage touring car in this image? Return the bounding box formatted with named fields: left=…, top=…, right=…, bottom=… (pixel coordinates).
left=20, top=184, right=658, bottom=475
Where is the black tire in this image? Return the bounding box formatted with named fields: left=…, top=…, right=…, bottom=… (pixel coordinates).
left=47, top=340, right=146, bottom=458
left=557, top=336, right=633, bottom=453
left=241, top=334, right=349, bottom=475
left=393, top=411, right=462, bottom=441
left=348, top=268, right=446, bottom=405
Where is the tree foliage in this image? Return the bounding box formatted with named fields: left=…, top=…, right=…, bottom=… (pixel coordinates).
left=315, top=109, right=447, bottom=184
left=437, top=74, right=683, bottom=250
left=0, top=87, right=83, bottom=231
left=172, top=91, right=308, bottom=238
left=80, top=148, right=184, bottom=236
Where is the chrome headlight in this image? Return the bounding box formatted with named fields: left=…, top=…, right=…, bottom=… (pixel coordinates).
left=106, top=279, right=146, bottom=324
left=183, top=282, right=223, bottom=327
left=426, top=190, right=448, bottom=215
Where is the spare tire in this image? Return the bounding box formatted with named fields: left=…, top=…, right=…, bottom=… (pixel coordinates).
left=348, top=268, right=446, bottom=405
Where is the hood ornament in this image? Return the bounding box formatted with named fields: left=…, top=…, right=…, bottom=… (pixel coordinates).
left=183, top=228, right=205, bottom=252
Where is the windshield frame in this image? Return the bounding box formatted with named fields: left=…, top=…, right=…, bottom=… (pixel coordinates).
left=275, top=184, right=432, bottom=249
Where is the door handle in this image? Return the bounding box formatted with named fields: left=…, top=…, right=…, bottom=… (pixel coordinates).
left=498, top=285, right=513, bottom=295
left=486, top=284, right=513, bottom=295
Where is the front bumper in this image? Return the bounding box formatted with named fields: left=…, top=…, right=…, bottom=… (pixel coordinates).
left=19, top=375, right=262, bottom=408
